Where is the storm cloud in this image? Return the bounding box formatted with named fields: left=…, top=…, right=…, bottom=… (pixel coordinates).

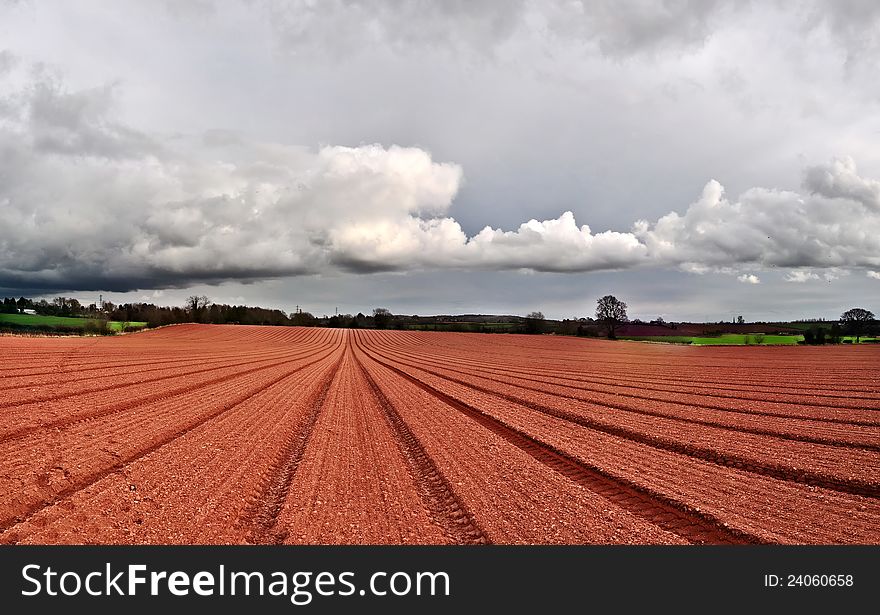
left=1, top=67, right=879, bottom=291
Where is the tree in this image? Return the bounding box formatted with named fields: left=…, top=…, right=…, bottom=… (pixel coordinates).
left=372, top=308, right=393, bottom=329
left=291, top=311, right=317, bottom=327
left=595, top=295, right=628, bottom=339
left=802, top=326, right=827, bottom=345
left=829, top=323, right=842, bottom=344
left=185, top=295, right=211, bottom=323
left=52, top=296, right=77, bottom=316
left=524, top=311, right=545, bottom=334
left=840, top=308, right=875, bottom=343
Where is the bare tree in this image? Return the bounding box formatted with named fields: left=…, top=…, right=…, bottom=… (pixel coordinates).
left=595, top=295, right=628, bottom=339
left=840, top=307, right=875, bottom=343
left=372, top=307, right=393, bottom=329
left=185, top=295, right=212, bottom=323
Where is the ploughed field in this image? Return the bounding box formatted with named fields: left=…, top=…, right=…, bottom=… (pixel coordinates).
left=1, top=325, right=878, bottom=544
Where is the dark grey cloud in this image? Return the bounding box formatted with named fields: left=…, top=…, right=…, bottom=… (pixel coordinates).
left=24, top=75, right=158, bottom=158
left=542, top=0, right=736, bottom=57
left=802, top=0, right=880, bottom=68
left=258, top=0, right=879, bottom=66
left=262, top=0, right=743, bottom=60
left=267, top=0, right=528, bottom=59
left=0, top=50, right=16, bottom=74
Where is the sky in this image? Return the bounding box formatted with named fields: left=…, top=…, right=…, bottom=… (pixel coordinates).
left=1, top=0, right=879, bottom=321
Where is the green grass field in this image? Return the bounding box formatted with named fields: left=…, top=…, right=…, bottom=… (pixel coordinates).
left=0, top=313, right=146, bottom=332
left=106, top=320, right=148, bottom=332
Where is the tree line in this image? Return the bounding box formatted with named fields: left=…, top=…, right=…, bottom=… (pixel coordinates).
left=1, top=293, right=875, bottom=340
left=0, top=295, right=295, bottom=328
left=590, top=296, right=877, bottom=343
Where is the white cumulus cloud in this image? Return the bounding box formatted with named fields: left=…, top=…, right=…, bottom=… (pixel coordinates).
left=633, top=163, right=880, bottom=271
left=785, top=270, right=820, bottom=283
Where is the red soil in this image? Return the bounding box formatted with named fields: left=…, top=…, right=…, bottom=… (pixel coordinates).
left=1, top=325, right=878, bottom=544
